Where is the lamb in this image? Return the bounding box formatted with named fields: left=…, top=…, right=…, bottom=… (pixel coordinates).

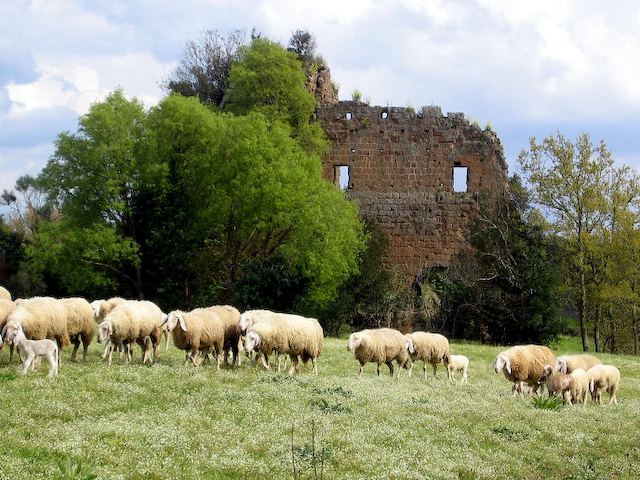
left=555, top=354, right=602, bottom=374
left=447, top=354, right=469, bottom=383
left=569, top=368, right=590, bottom=406
left=492, top=344, right=555, bottom=397
left=243, top=313, right=323, bottom=376
left=6, top=323, right=58, bottom=376
left=346, top=328, right=408, bottom=379
left=2, top=296, right=71, bottom=363
left=163, top=308, right=226, bottom=368
left=587, top=364, right=620, bottom=405
left=542, top=365, right=572, bottom=402
left=404, top=331, right=452, bottom=380
left=60, top=297, right=94, bottom=363
left=97, top=300, right=165, bottom=366
left=0, top=286, right=11, bottom=301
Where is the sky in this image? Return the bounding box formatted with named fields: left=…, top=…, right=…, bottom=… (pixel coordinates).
left=2, top=0, right=640, bottom=205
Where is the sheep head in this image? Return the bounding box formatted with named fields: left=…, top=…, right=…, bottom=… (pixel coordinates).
left=492, top=354, right=511, bottom=374
left=90, top=300, right=103, bottom=320
left=165, top=312, right=187, bottom=332
left=555, top=358, right=568, bottom=374
left=347, top=332, right=363, bottom=351
left=542, top=364, right=554, bottom=379
left=244, top=331, right=261, bottom=353
left=405, top=336, right=415, bottom=354
left=1, top=321, right=21, bottom=346
left=237, top=313, right=253, bottom=334
left=7, top=328, right=24, bottom=346
left=97, top=321, right=113, bottom=343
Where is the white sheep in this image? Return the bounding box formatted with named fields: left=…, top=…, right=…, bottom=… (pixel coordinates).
left=587, top=364, right=620, bottom=405
left=91, top=297, right=133, bottom=359
left=492, top=344, right=555, bottom=398
left=569, top=368, right=590, bottom=406
left=347, top=328, right=408, bottom=379
left=97, top=300, right=165, bottom=366
left=243, top=313, right=323, bottom=376
left=555, top=354, right=602, bottom=374
left=7, top=323, right=58, bottom=376
left=0, top=286, right=11, bottom=301
left=542, top=364, right=572, bottom=402
left=2, top=296, right=71, bottom=363
left=447, top=354, right=469, bottom=383
left=238, top=309, right=290, bottom=369
left=163, top=308, right=226, bottom=368
left=60, top=297, right=94, bottom=363
left=404, top=331, right=452, bottom=380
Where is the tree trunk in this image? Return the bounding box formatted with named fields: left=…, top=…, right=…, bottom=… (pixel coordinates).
left=579, top=267, right=589, bottom=352
left=593, top=305, right=601, bottom=353
left=633, top=304, right=639, bottom=356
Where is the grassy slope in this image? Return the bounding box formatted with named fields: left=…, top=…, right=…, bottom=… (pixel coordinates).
left=0, top=336, right=638, bottom=480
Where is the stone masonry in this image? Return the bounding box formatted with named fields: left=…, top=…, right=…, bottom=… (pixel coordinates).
left=317, top=101, right=509, bottom=280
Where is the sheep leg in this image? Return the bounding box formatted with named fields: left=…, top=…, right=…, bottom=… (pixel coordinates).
left=47, top=352, right=58, bottom=376
left=288, top=354, right=298, bottom=376
left=22, top=352, right=35, bottom=374
left=431, top=362, right=438, bottom=379
left=358, top=361, right=365, bottom=378
left=609, top=386, right=618, bottom=404
left=407, top=359, right=414, bottom=377
left=311, top=357, right=318, bottom=376
left=70, top=338, right=80, bottom=362
left=461, top=370, right=468, bottom=383
left=260, top=352, right=271, bottom=370
left=387, top=361, right=394, bottom=378
left=107, top=344, right=115, bottom=367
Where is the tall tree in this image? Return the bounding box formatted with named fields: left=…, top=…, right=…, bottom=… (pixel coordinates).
left=165, top=29, right=248, bottom=107
left=518, top=132, right=640, bottom=351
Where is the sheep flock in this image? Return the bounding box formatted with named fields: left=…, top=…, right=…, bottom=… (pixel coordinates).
left=0, top=286, right=626, bottom=406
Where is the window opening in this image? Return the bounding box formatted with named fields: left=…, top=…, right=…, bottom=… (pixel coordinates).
left=346, top=112, right=352, bottom=120
left=453, top=166, right=468, bottom=192
left=334, top=165, right=350, bottom=190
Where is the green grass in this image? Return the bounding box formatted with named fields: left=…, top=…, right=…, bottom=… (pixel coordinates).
left=0, top=337, right=639, bottom=479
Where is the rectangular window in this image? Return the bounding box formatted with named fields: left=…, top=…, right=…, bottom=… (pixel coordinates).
left=334, top=165, right=350, bottom=190
left=453, top=166, right=468, bottom=192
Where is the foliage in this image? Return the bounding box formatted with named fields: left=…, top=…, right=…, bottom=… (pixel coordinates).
left=518, top=132, right=640, bottom=352
left=55, top=455, right=97, bottom=480
left=288, top=30, right=319, bottom=63
left=351, top=89, right=363, bottom=102
left=164, top=29, right=249, bottom=107
left=531, top=394, right=566, bottom=410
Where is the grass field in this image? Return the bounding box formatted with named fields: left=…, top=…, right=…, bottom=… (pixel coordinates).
left=0, top=335, right=638, bottom=479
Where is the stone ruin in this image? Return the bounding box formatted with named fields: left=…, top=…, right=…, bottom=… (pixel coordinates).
left=317, top=101, right=509, bottom=281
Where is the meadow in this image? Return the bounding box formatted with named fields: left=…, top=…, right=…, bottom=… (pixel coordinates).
left=0, top=335, right=638, bottom=480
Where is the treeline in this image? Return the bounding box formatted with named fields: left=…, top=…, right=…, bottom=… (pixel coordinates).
left=2, top=29, right=640, bottom=352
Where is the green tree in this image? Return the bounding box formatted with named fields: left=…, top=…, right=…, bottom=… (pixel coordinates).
left=517, top=132, right=640, bottom=351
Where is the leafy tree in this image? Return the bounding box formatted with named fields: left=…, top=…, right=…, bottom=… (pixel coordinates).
left=518, top=132, right=640, bottom=351
left=288, top=30, right=318, bottom=60
left=165, top=29, right=249, bottom=107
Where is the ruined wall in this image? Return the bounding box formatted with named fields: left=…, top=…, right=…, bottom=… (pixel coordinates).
left=318, top=101, right=509, bottom=280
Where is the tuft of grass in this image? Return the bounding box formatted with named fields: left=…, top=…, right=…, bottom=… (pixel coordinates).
left=532, top=394, right=566, bottom=410
left=55, top=455, right=97, bottom=480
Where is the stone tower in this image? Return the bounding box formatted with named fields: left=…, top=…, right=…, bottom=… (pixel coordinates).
left=317, top=101, right=509, bottom=280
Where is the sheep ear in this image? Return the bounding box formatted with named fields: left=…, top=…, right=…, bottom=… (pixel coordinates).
left=504, top=357, right=512, bottom=374
left=406, top=337, right=414, bottom=353
left=178, top=314, right=187, bottom=331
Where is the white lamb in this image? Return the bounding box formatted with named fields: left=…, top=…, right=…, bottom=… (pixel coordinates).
left=555, top=354, right=602, bottom=374
left=569, top=368, right=590, bottom=406
left=542, top=365, right=572, bottom=402
left=492, top=344, right=555, bottom=398
left=447, top=354, right=469, bottom=383
left=243, top=313, right=323, bottom=376
left=97, top=300, right=165, bottom=366
left=587, top=364, right=620, bottom=405
left=347, top=328, right=408, bottom=379
left=163, top=308, right=226, bottom=368
left=404, top=331, right=452, bottom=380
left=7, top=323, right=58, bottom=376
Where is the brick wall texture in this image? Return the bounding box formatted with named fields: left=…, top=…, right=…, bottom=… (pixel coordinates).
left=318, top=101, right=509, bottom=280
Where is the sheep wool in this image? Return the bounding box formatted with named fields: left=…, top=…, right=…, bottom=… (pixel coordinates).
left=244, top=313, right=323, bottom=376
left=60, top=297, right=94, bottom=363
left=3, top=297, right=71, bottom=351
left=347, top=328, right=408, bottom=379
left=542, top=365, right=572, bottom=402
left=404, top=331, right=452, bottom=380
left=90, top=297, right=129, bottom=324
left=0, top=286, right=11, bottom=301
left=165, top=308, right=226, bottom=368
left=492, top=344, right=555, bottom=397
left=587, top=364, right=621, bottom=405
left=555, top=354, right=602, bottom=374
left=205, top=305, right=242, bottom=366
left=569, top=368, right=590, bottom=406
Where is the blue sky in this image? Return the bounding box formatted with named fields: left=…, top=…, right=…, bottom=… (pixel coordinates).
left=2, top=0, right=639, bottom=202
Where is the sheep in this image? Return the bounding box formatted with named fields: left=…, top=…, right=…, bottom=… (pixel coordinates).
left=569, top=368, right=590, bottom=406
left=97, top=300, right=165, bottom=366
left=243, top=313, right=323, bottom=376
left=2, top=296, right=71, bottom=363
left=404, top=331, right=452, bottom=380
left=346, top=328, right=408, bottom=379
left=0, top=286, right=11, bottom=301
left=91, top=297, right=131, bottom=359
left=492, top=344, right=555, bottom=398
left=541, top=365, right=572, bottom=402
left=163, top=308, right=226, bottom=368
left=6, top=323, right=58, bottom=376
left=237, top=309, right=288, bottom=368
left=555, top=354, right=602, bottom=374
left=447, top=354, right=469, bottom=383
left=587, top=364, right=620, bottom=405
left=60, top=297, right=94, bottom=363
left=205, top=305, right=242, bottom=366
